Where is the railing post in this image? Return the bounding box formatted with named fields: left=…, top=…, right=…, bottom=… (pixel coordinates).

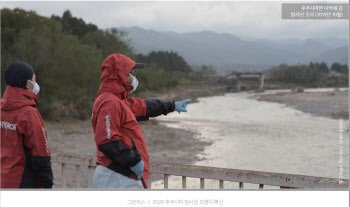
left=88, top=166, right=95, bottom=188
left=61, top=163, right=66, bottom=188
left=219, top=180, right=224, bottom=189
left=145, top=173, right=152, bottom=189
left=239, top=182, right=243, bottom=189
left=182, top=176, right=186, bottom=189
left=76, top=165, right=81, bottom=188
left=164, top=174, right=169, bottom=189
left=200, top=178, right=205, bottom=189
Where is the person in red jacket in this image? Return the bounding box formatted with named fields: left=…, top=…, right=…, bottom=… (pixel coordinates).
left=91, top=53, right=191, bottom=188
left=1, top=62, right=53, bottom=188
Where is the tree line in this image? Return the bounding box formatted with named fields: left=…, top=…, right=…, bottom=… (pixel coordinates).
left=1, top=8, right=194, bottom=120
left=267, top=62, right=348, bottom=87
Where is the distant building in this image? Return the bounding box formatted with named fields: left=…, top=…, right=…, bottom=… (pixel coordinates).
left=328, top=71, right=342, bottom=77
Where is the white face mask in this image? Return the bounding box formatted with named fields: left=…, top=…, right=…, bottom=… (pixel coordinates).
left=28, top=80, right=40, bottom=95
left=129, top=74, right=139, bottom=94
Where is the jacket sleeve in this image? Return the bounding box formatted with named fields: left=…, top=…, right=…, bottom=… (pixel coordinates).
left=126, top=97, right=147, bottom=117
left=24, top=109, right=53, bottom=188
left=126, top=98, right=175, bottom=121
left=95, top=102, right=141, bottom=167
left=137, top=99, right=175, bottom=121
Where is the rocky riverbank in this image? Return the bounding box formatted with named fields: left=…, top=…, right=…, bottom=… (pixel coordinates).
left=253, top=89, right=348, bottom=119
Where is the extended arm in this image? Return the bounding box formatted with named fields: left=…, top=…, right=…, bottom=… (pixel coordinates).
left=126, top=97, right=174, bottom=121
left=139, top=99, right=175, bottom=120
left=126, top=98, right=191, bottom=121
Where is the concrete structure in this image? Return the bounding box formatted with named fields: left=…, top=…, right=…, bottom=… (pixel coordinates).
left=221, top=71, right=264, bottom=92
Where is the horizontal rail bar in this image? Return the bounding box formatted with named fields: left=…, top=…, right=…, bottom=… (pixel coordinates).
left=52, top=154, right=97, bottom=167
left=150, top=162, right=348, bottom=189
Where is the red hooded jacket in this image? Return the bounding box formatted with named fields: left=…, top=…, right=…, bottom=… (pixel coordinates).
left=91, top=53, right=175, bottom=181
left=1, top=86, right=53, bottom=188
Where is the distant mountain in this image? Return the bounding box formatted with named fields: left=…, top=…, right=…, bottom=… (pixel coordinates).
left=119, top=26, right=348, bottom=73
left=314, top=37, right=348, bottom=49
left=254, top=38, right=332, bottom=57
left=313, top=46, right=348, bottom=65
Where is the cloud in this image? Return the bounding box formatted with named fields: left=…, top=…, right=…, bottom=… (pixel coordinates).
left=1, top=1, right=348, bottom=40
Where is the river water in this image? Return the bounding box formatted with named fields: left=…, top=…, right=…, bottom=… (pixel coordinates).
left=151, top=88, right=349, bottom=189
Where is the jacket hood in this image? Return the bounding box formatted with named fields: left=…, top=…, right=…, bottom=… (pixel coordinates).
left=98, top=53, right=136, bottom=99
left=1, top=85, right=38, bottom=111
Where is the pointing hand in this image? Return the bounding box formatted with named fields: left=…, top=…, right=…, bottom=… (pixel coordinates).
left=175, top=99, right=191, bottom=114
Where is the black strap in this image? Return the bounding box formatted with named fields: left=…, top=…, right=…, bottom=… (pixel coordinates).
left=107, top=162, right=133, bottom=178
left=98, top=139, right=141, bottom=168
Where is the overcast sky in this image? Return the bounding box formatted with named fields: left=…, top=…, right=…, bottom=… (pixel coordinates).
left=1, top=1, right=348, bottom=40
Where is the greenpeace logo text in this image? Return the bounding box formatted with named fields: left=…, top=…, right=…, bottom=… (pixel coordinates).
left=42, top=127, right=50, bottom=153
left=105, top=115, right=111, bottom=139
left=0, top=121, right=17, bottom=131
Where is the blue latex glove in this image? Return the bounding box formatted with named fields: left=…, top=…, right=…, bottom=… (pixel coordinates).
left=130, top=160, right=144, bottom=180
left=175, top=99, right=191, bottom=114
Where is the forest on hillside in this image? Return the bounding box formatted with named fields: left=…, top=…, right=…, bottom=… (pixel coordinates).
left=1, top=8, right=196, bottom=120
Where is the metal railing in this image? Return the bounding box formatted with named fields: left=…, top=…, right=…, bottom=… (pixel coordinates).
left=51, top=154, right=349, bottom=189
